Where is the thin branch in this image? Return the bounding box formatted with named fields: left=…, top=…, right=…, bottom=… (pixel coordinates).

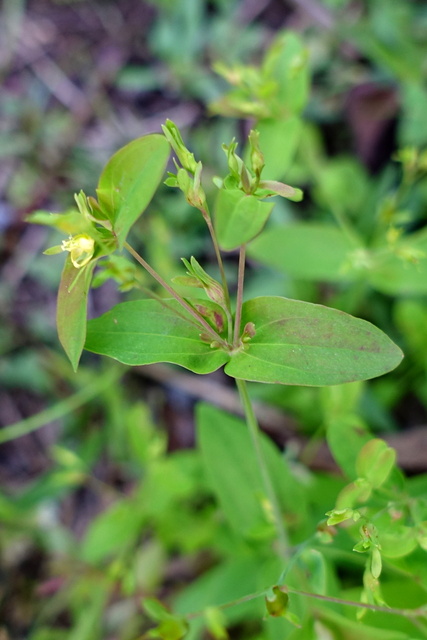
left=0, top=366, right=123, bottom=444
left=285, top=586, right=427, bottom=619
left=236, top=378, right=290, bottom=559
left=124, top=242, right=228, bottom=349
left=185, top=582, right=427, bottom=623
left=201, top=207, right=231, bottom=310
left=233, top=244, right=246, bottom=347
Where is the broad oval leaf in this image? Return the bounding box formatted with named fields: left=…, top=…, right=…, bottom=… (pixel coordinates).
left=248, top=223, right=359, bottom=283
left=96, top=134, right=170, bottom=247
left=85, top=299, right=229, bottom=374
left=214, top=188, right=274, bottom=251
left=225, top=296, right=403, bottom=386
left=58, top=257, right=96, bottom=372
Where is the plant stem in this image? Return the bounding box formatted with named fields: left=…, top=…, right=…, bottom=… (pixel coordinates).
left=0, top=365, right=123, bottom=444
left=124, top=241, right=228, bottom=349
left=185, top=584, right=427, bottom=621
left=284, top=586, right=427, bottom=619
left=235, top=378, right=289, bottom=559
left=199, top=207, right=233, bottom=342
left=201, top=207, right=231, bottom=309
left=233, top=244, right=246, bottom=347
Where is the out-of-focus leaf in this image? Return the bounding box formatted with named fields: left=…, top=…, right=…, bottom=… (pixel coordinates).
left=327, top=415, right=371, bottom=478
left=368, top=228, right=427, bottom=295
left=81, top=498, right=144, bottom=564
left=248, top=223, right=358, bottom=282
left=356, top=438, right=396, bottom=488
left=197, top=403, right=306, bottom=539
left=380, top=525, right=417, bottom=558
left=252, top=117, right=303, bottom=180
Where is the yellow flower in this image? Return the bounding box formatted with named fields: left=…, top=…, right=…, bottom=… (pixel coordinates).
left=61, top=234, right=95, bottom=268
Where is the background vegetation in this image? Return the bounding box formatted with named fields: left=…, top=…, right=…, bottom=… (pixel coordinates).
left=2, top=1, right=427, bottom=639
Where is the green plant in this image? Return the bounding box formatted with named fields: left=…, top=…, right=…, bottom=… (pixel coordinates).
left=26, top=30, right=427, bottom=640
left=33, top=111, right=427, bottom=635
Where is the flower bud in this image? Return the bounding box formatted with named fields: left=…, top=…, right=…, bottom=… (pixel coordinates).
left=161, top=119, right=198, bottom=174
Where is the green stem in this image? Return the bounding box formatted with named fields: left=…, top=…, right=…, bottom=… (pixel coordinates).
left=284, top=586, right=427, bottom=619
left=124, top=241, right=228, bottom=349
left=201, top=207, right=231, bottom=309
left=233, top=244, right=246, bottom=347
left=0, top=366, right=123, bottom=444
left=185, top=583, right=427, bottom=622
left=235, top=378, right=289, bottom=559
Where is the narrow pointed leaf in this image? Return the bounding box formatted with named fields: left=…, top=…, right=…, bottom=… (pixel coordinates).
left=225, top=297, right=403, bottom=386
left=214, top=188, right=274, bottom=251
left=96, top=134, right=170, bottom=247
left=57, top=257, right=96, bottom=372
left=85, top=299, right=229, bottom=374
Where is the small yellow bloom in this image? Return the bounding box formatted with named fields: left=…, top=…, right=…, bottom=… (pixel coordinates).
left=61, top=234, right=95, bottom=268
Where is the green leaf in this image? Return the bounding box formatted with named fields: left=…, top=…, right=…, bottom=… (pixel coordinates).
left=225, top=297, right=403, bottom=386
left=252, top=117, right=303, bottom=180
left=380, top=525, right=417, bottom=558
left=248, top=223, right=358, bottom=282
left=299, top=549, right=328, bottom=595
left=326, top=414, right=371, bottom=478
left=81, top=498, right=144, bottom=564
left=204, top=607, right=229, bottom=640
left=370, top=547, right=382, bottom=579
left=196, top=404, right=307, bottom=539
left=399, top=83, right=427, bottom=146
left=57, top=257, right=96, bottom=371
left=368, top=227, right=427, bottom=295
left=356, top=439, right=396, bottom=488
left=96, top=134, right=170, bottom=247
left=263, top=32, right=309, bottom=116
left=214, top=188, right=274, bottom=251
left=145, top=618, right=189, bottom=640
left=27, top=208, right=92, bottom=235
left=143, top=598, right=173, bottom=623
left=68, top=585, right=109, bottom=640
left=325, top=508, right=360, bottom=526
left=416, top=522, right=427, bottom=551
left=85, top=299, right=229, bottom=374
left=335, top=478, right=372, bottom=510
